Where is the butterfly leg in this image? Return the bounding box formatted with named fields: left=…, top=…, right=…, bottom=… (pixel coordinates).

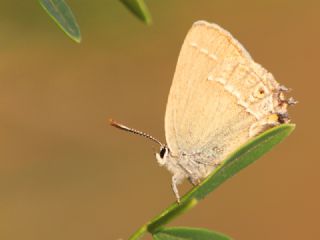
left=171, top=175, right=181, bottom=203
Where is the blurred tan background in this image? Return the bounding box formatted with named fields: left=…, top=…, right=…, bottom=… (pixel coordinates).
left=0, top=0, right=319, bottom=239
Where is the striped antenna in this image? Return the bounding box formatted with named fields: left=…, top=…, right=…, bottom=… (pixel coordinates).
left=109, top=119, right=163, bottom=146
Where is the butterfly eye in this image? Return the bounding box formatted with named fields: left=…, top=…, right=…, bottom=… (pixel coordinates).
left=159, top=146, right=167, bottom=158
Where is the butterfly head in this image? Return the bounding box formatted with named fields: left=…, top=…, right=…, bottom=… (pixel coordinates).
left=109, top=119, right=169, bottom=165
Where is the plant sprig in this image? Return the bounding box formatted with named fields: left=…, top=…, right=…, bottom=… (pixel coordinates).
left=129, top=124, right=295, bottom=239
left=39, top=0, right=151, bottom=43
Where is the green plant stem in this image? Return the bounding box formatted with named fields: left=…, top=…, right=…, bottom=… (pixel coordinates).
left=128, top=225, right=147, bottom=240
left=129, top=198, right=198, bottom=239
left=148, top=198, right=198, bottom=233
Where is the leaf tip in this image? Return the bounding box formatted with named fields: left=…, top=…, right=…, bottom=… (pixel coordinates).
left=73, top=34, right=82, bottom=43
left=144, top=15, right=153, bottom=25
left=119, top=0, right=153, bottom=25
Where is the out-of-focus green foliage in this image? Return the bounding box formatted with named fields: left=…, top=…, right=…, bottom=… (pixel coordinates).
left=39, top=0, right=152, bottom=42
left=39, top=0, right=81, bottom=43
left=119, top=0, right=152, bottom=25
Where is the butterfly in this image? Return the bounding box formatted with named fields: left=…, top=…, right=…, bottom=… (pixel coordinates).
left=110, top=21, right=295, bottom=202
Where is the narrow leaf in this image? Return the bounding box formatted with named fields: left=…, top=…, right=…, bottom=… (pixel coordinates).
left=190, top=124, right=296, bottom=200
left=119, top=0, right=152, bottom=25
left=146, top=124, right=295, bottom=233
left=39, top=0, right=81, bottom=43
left=153, top=227, right=231, bottom=240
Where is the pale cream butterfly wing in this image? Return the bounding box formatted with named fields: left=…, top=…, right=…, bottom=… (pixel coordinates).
left=165, top=21, right=287, bottom=168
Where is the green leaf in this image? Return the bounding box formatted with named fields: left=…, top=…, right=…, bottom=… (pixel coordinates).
left=39, top=0, right=81, bottom=43
left=153, top=227, right=232, bottom=240
left=119, top=0, right=152, bottom=25
left=189, top=123, right=296, bottom=201
left=129, top=124, right=295, bottom=239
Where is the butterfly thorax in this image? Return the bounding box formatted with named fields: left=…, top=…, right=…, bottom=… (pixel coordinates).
left=156, top=145, right=223, bottom=185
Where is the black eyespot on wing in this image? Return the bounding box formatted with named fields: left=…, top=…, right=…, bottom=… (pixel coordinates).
left=277, top=112, right=289, bottom=124
left=159, top=147, right=167, bottom=158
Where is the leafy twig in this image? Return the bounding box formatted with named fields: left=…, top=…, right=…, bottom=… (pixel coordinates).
left=128, top=124, right=295, bottom=239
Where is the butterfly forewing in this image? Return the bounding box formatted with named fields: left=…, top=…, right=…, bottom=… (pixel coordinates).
left=165, top=21, right=276, bottom=161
